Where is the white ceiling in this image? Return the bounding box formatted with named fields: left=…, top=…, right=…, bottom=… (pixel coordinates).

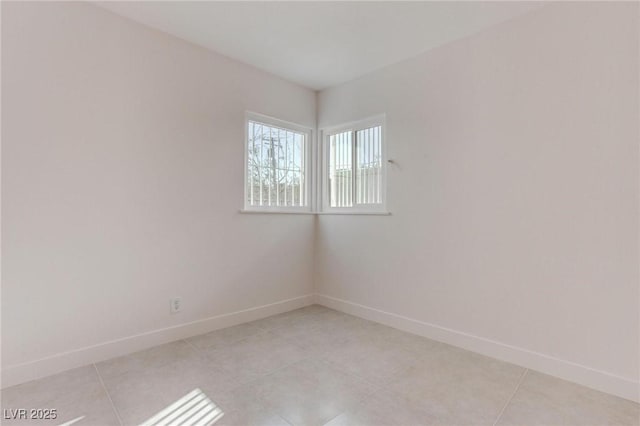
left=97, top=1, right=542, bottom=90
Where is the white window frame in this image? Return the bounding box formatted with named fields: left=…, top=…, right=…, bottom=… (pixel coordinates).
left=243, top=111, right=313, bottom=213
left=319, top=114, right=387, bottom=214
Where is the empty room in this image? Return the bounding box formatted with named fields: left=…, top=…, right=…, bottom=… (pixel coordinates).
left=1, top=1, right=639, bottom=425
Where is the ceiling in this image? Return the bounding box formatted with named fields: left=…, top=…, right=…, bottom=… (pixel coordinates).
left=96, top=1, right=542, bottom=90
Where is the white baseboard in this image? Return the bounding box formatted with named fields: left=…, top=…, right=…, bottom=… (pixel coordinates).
left=1, top=294, right=314, bottom=389
left=314, top=294, right=640, bottom=403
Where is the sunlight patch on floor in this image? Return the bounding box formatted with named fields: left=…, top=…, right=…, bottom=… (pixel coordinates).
left=58, top=416, right=85, bottom=426
left=139, top=388, right=224, bottom=426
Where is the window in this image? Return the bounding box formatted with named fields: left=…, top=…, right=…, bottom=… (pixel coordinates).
left=244, top=113, right=311, bottom=211
left=322, top=116, right=386, bottom=212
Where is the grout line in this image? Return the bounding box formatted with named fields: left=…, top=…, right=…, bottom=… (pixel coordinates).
left=316, top=356, right=383, bottom=391
left=277, top=413, right=295, bottom=426
left=319, top=384, right=384, bottom=426
left=313, top=348, right=418, bottom=426
left=181, top=338, right=201, bottom=352
left=230, top=359, right=309, bottom=426
left=493, top=368, right=528, bottom=426
left=93, top=363, right=124, bottom=426
left=227, top=339, right=330, bottom=426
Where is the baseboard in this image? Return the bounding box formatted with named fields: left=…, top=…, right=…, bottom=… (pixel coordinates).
left=314, top=294, right=640, bottom=403
left=1, top=294, right=314, bottom=389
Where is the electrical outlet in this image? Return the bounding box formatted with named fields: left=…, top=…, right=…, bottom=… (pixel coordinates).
left=170, top=297, right=182, bottom=314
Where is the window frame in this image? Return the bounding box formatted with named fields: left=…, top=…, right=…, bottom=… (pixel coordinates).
left=319, top=114, right=387, bottom=214
left=243, top=111, right=313, bottom=213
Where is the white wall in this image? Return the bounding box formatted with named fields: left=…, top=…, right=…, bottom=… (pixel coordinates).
left=317, top=2, right=639, bottom=399
left=2, top=1, right=315, bottom=376
left=2, top=0, right=638, bottom=402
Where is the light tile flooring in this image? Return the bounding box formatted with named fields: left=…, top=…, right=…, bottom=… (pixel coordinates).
left=2, top=305, right=638, bottom=426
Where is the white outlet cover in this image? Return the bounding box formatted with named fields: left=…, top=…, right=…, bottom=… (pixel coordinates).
left=170, top=297, right=182, bottom=314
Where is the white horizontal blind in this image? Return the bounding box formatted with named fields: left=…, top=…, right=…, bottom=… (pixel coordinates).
left=247, top=120, right=306, bottom=208
left=356, top=125, right=382, bottom=204
left=328, top=124, right=383, bottom=209
left=328, top=130, right=353, bottom=207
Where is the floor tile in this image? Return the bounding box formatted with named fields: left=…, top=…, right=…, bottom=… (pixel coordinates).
left=97, top=330, right=306, bottom=425
left=321, top=335, right=419, bottom=387
left=386, top=344, right=525, bottom=425
left=185, top=322, right=265, bottom=351
left=100, top=350, right=215, bottom=425
left=279, top=324, right=356, bottom=357
left=363, top=323, right=446, bottom=358
left=245, top=358, right=378, bottom=426
left=214, top=408, right=291, bottom=426
left=497, top=371, right=640, bottom=426
left=134, top=387, right=224, bottom=426
left=4, top=306, right=638, bottom=426
left=251, top=306, right=333, bottom=337
left=199, top=385, right=291, bottom=426
left=324, top=389, right=442, bottom=426
left=0, top=366, right=120, bottom=426
left=201, top=330, right=310, bottom=386
left=95, top=340, right=199, bottom=381
left=315, top=311, right=380, bottom=341
left=276, top=310, right=381, bottom=357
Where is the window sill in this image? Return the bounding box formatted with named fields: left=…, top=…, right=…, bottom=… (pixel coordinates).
left=239, top=209, right=391, bottom=216
left=239, top=209, right=315, bottom=215
left=316, top=211, right=391, bottom=216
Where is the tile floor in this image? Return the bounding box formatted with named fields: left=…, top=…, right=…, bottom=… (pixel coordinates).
left=1, top=305, right=638, bottom=426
